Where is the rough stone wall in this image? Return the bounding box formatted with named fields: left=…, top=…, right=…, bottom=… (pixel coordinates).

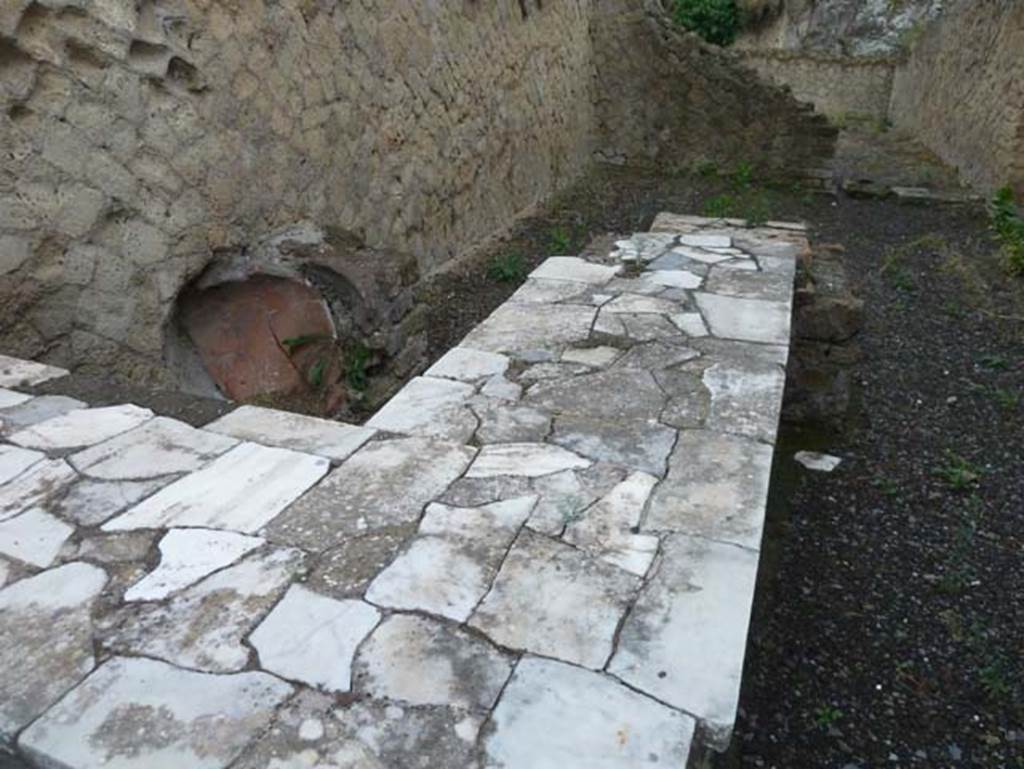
left=0, top=0, right=836, bottom=388
left=591, top=0, right=837, bottom=176
left=739, top=52, right=895, bottom=121
left=0, top=0, right=595, bottom=381
left=888, top=0, right=1024, bottom=198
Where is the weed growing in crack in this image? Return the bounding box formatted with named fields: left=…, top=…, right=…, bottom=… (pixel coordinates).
left=487, top=252, right=527, bottom=283
left=812, top=705, right=844, bottom=729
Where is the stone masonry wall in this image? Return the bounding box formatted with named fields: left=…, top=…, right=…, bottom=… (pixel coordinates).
left=0, top=0, right=836, bottom=387
left=888, top=0, right=1024, bottom=198
left=590, top=0, right=837, bottom=177
left=739, top=51, right=896, bottom=121
left=0, top=0, right=596, bottom=381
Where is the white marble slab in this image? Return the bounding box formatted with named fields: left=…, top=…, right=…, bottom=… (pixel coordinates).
left=0, top=507, right=73, bottom=568
left=0, top=389, right=31, bottom=409
left=529, top=257, right=620, bottom=284
left=366, top=376, right=476, bottom=442
left=103, top=442, right=329, bottom=533
left=484, top=657, right=694, bottom=769
left=8, top=404, right=154, bottom=450
left=0, top=355, right=67, bottom=388
left=425, top=348, right=510, bottom=382
left=0, top=444, right=43, bottom=486
left=124, top=528, right=264, bottom=601
left=204, top=405, right=374, bottom=463
left=250, top=584, right=380, bottom=692
left=467, top=443, right=591, bottom=479
left=0, top=458, right=76, bottom=523
left=695, top=292, right=791, bottom=345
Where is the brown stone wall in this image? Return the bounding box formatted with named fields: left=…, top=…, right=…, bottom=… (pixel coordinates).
left=590, top=0, right=837, bottom=177
left=0, top=0, right=836, bottom=385
left=0, top=0, right=596, bottom=380
left=739, top=52, right=896, bottom=121
left=888, top=0, right=1024, bottom=198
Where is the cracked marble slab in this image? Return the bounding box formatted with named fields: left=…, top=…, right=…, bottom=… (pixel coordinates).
left=366, top=376, right=477, bottom=442
left=0, top=354, right=67, bottom=388
left=8, top=404, right=154, bottom=451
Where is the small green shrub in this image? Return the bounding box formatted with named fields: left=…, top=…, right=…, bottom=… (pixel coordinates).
left=487, top=252, right=527, bottom=283
left=671, top=0, right=741, bottom=47
left=990, top=186, right=1024, bottom=275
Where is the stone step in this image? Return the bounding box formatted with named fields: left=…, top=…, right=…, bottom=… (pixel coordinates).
left=0, top=212, right=806, bottom=768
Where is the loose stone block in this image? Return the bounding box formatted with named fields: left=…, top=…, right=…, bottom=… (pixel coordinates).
left=0, top=354, right=68, bottom=388
left=564, top=472, right=661, bottom=576
left=107, top=547, right=305, bottom=673
left=466, top=443, right=591, bottom=479
left=0, top=507, right=73, bottom=568
left=529, top=256, right=620, bottom=284
left=695, top=292, right=791, bottom=345
left=70, top=416, right=237, bottom=479
left=0, top=389, right=31, bottom=409
left=8, top=404, right=154, bottom=450
left=266, top=437, right=475, bottom=550
left=794, top=450, right=843, bottom=472
left=646, top=430, right=773, bottom=550
left=354, top=614, right=512, bottom=710
left=425, top=347, right=510, bottom=382
left=251, top=584, right=380, bottom=692
left=0, top=444, right=43, bottom=485
left=366, top=376, right=477, bottom=442
left=483, top=657, right=694, bottom=769
left=461, top=303, right=596, bottom=354
left=18, top=656, right=293, bottom=769
left=124, top=528, right=264, bottom=601
left=204, top=405, right=375, bottom=462
left=103, top=442, right=329, bottom=534
left=0, top=562, right=107, bottom=741
left=366, top=497, right=536, bottom=622
left=0, top=394, right=87, bottom=435
left=470, top=529, right=640, bottom=668
left=0, top=458, right=77, bottom=522
left=608, top=534, right=760, bottom=749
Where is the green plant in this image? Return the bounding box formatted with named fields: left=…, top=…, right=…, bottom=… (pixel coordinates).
left=934, top=451, right=983, bottom=490
left=696, top=160, right=719, bottom=178
left=979, top=354, right=1010, bottom=371
left=344, top=342, right=371, bottom=392
left=731, top=161, right=754, bottom=191
left=979, top=656, right=1013, bottom=701
left=990, top=186, right=1024, bottom=274
left=812, top=705, right=843, bottom=729
left=487, top=252, right=527, bottom=283
left=702, top=193, right=738, bottom=219
left=670, top=0, right=741, bottom=47
left=548, top=226, right=574, bottom=255
left=992, top=387, right=1021, bottom=410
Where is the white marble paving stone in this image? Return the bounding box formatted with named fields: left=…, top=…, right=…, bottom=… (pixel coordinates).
left=425, top=347, right=510, bottom=382
left=103, top=442, right=329, bottom=533
left=479, top=374, right=522, bottom=401
left=602, top=293, right=681, bottom=315
left=564, top=472, right=660, bottom=576
left=470, top=529, right=640, bottom=669
left=203, top=405, right=375, bottom=463
left=124, top=528, right=265, bottom=601
left=354, top=613, right=513, bottom=710
left=366, top=497, right=536, bottom=622
left=508, top=278, right=590, bottom=305
left=250, top=584, right=380, bottom=692
left=0, top=458, right=76, bottom=522
left=18, top=656, right=293, bottom=769
left=670, top=245, right=732, bottom=264
left=366, top=376, right=477, bottom=442
left=466, top=443, right=591, bottom=479
left=8, top=404, right=154, bottom=450
left=529, top=257, right=620, bottom=284
left=645, top=431, right=773, bottom=550
left=54, top=477, right=169, bottom=527
left=669, top=312, right=709, bottom=337
left=483, top=657, right=694, bottom=769
left=561, top=345, right=622, bottom=368
left=702, top=360, right=786, bottom=444
left=679, top=233, right=732, bottom=249
left=69, top=416, right=237, bottom=479
left=0, top=444, right=43, bottom=485
left=716, top=259, right=759, bottom=271
left=461, top=303, right=596, bottom=354
left=0, top=354, right=68, bottom=388
left=109, top=547, right=305, bottom=673
left=0, top=389, right=31, bottom=409
left=0, top=394, right=87, bottom=435
left=646, top=269, right=703, bottom=289
left=0, top=562, right=107, bottom=738
left=695, top=292, right=791, bottom=345
left=608, top=534, right=760, bottom=750
left=0, top=507, right=73, bottom=568
left=795, top=451, right=843, bottom=472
